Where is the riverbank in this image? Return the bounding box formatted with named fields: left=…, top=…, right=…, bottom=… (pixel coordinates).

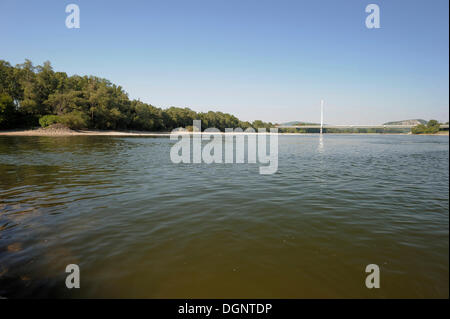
left=0, top=127, right=173, bottom=137
left=0, top=127, right=448, bottom=137
left=415, top=131, right=449, bottom=136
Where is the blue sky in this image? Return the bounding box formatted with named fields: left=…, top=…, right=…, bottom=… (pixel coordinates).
left=0, top=0, right=448, bottom=124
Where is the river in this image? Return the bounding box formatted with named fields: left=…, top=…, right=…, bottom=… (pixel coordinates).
left=0, top=134, right=448, bottom=298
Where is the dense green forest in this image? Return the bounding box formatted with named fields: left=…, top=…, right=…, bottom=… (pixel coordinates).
left=0, top=59, right=274, bottom=131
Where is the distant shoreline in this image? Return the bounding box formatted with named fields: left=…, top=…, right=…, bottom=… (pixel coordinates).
left=0, top=128, right=448, bottom=137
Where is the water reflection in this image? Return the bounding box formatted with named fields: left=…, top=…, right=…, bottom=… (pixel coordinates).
left=318, top=134, right=324, bottom=153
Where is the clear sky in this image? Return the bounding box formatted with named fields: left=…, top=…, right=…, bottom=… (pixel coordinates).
left=0, top=0, right=448, bottom=124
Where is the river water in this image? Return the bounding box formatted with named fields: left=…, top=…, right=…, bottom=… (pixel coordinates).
left=0, top=134, right=448, bottom=298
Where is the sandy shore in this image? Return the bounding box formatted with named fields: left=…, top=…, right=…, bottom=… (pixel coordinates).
left=0, top=128, right=448, bottom=137
left=0, top=127, right=174, bottom=137
left=416, top=131, right=449, bottom=136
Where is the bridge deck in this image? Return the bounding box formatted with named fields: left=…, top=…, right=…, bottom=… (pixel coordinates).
left=276, top=124, right=449, bottom=129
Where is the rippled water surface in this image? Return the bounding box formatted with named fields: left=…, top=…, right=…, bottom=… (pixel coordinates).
left=0, top=135, right=448, bottom=298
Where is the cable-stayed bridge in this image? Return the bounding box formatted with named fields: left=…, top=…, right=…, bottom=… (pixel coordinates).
left=276, top=124, right=449, bottom=129
left=275, top=100, right=449, bottom=131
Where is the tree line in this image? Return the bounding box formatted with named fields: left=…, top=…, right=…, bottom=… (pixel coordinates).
left=0, top=59, right=274, bottom=131
left=2, top=59, right=446, bottom=134
left=411, top=120, right=444, bottom=134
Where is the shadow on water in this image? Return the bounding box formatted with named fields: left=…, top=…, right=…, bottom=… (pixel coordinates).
left=0, top=136, right=140, bottom=298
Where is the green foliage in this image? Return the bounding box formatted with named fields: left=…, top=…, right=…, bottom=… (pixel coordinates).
left=411, top=120, right=441, bottom=134
left=0, top=59, right=274, bottom=132
left=279, top=127, right=306, bottom=133
left=39, top=115, right=61, bottom=127
left=252, top=120, right=274, bottom=130
left=59, top=111, right=89, bottom=129
left=0, top=93, right=16, bottom=129
left=39, top=112, right=88, bottom=129
left=427, top=120, right=439, bottom=128
left=411, top=125, right=426, bottom=134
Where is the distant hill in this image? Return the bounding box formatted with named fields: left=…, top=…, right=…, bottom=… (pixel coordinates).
left=383, top=119, right=427, bottom=125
